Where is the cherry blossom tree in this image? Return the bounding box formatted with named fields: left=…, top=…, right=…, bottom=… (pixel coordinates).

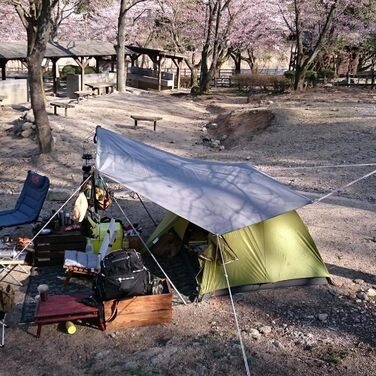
left=151, top=0, right=206, bottom=86
left=0, top=1, right=25, bottom=40
left=278, top=0, right=375, bottom=90
left=11, top=0, right=59, bottom=153
left=228, top=0, right=287, bottom=73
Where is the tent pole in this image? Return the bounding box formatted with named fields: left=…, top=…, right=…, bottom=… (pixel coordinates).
left=113, top=196, right=187, bottom=305
left=135, top=193, right=158, bottom=226
left=217, top=235, right=251, bottom=376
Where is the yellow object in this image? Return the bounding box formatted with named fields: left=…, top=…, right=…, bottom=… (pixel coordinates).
left=91, top=221, right=124, bottom=254
left=65, top=321, right=76, bottom=335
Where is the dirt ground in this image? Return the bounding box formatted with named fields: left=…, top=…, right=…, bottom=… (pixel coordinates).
left=0, top=86, right=375, bottom=376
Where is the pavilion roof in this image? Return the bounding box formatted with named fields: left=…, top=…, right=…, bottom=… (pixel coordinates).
left=0, top=40, right=133, bottom=60
left=126, top=45, right=186, bottom=60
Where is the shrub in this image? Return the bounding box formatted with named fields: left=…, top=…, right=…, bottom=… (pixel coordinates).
left=61, top=64, right=79, bottom=76
left=190, top=85, right=200, bottom=95
left=232, top=73, right=290, bottom=93
left=318, top=68, right=335, bottom=81
left=269, top=75, right=291, bottom=93
left=85, top=66, right=97, bottom=75
left=180, top=76, right=191, bottom=88
left=283, top=70, right=295, bottom=81
left=304, top=70, right=318, bottom=87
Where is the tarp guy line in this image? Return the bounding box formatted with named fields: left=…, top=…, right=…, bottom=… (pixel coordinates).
left=13, top=174, right=93, bottom=260
left=217, top=235, right=251, bottom=376
left=262, top=162, right=376, bottom=170
left=112, top=196, right=187, bottom=305
left=314, top=169, right=376, bottom=204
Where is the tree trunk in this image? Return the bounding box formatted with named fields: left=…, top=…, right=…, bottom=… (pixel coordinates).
left=233, top=51, right=241, bottom=74
left=117, top=0, right=127, bottom=92
left=190, top=66, right=198, bottom=87
left=28, top=52, right=52, bottom=153
left=294, top=66, right=307, bottom=91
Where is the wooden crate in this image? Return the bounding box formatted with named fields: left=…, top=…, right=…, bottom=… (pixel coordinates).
left=33, top=231, right=86, bottom=266
left=103, top=280, right=173, bottom=331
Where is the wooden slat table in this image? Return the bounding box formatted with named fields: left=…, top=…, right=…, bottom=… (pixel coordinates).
left=34, top=293, right=105, bottom=337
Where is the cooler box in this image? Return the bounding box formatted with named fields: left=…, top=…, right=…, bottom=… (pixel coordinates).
left=92, top=220, right=123, bottom=254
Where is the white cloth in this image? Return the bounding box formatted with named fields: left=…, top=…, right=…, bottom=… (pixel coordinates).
left=64, top=250, right=98, bottom=270
left=72, top=192, right=88, bottom=223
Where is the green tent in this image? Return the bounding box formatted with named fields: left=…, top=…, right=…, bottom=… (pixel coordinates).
left=95, top=128, right=330, bottom=299
left=147, top=210, right=330, bottom=298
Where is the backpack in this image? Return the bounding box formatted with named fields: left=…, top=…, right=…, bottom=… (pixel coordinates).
left=0, top=284, right=15, bottom=313
left=93, top=249, right=151, bottom=301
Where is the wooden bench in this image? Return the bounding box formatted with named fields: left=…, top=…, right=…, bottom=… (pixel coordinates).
left=50, top=102, right=75, bottom=117
left=131, top=115, right=163, bottom=131
left=74, top=90, right=94, bottom=104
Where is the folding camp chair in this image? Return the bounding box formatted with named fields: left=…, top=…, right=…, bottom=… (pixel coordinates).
left=0, top=171, right=49, bottom=286
left=0, top=170, right=50, bottom=230
left=63, top=218, right=118, bottom=285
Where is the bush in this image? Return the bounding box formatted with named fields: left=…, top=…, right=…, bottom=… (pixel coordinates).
left=232, top=73, right=290, bottom=93
left=318, top=69, right=335, bottom=81
left=85, top=66, right=97, bottom=75
left=180, top=76, right=191, bottom=88
left=61, top=65, right=97, bottom=78
left=190, top=85, right=200, bottom=95
left=269, top=75, right=291, bottom=93
left=304, top=70, right=318, bottom=87
left=61, top=64, right=79, bottom=76
left=283, top=70, right=295, bottom=81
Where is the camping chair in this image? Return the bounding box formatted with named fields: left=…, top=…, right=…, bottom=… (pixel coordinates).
left=0, top=171, right=49, bottom=286
left=0, top=170, right=50, bottom=230
left=63, top=218, right=118, bottom=285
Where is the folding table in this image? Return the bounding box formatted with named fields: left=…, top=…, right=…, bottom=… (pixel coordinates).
left=34, top=293, right=105, bottom=337
left=0, top=245, right=28, bottom=286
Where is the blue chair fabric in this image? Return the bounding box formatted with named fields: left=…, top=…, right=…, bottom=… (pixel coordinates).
left=0, top=171, right=50, bottom=229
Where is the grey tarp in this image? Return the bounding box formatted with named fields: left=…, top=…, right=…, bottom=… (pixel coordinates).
left=95, top=127, right=311, bottom=235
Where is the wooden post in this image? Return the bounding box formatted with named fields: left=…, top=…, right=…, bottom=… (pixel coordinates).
left=74, top=57, right=90, bottom=91
left=111, top=55, right=115, bottom=72
left=95, top=57, right=101, bottom=73
left=51, top=58, right=58, bottom=95
left=171, top=58, right=181, bottom=90
left=1, top=60, right=6, bottom=80
left=157, top=57, right=163, bottom=91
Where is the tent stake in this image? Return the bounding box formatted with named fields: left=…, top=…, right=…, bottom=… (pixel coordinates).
left=217, top=235, right=251, bottom=376
left=113, top=196, right=187, bottom=305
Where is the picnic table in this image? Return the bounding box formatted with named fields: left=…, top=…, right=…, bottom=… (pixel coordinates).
left=85, top=82, right=115, bottom=95
left=131, top=115, right=163, bottom=131
left=50, top=101, right=75, bottom=117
